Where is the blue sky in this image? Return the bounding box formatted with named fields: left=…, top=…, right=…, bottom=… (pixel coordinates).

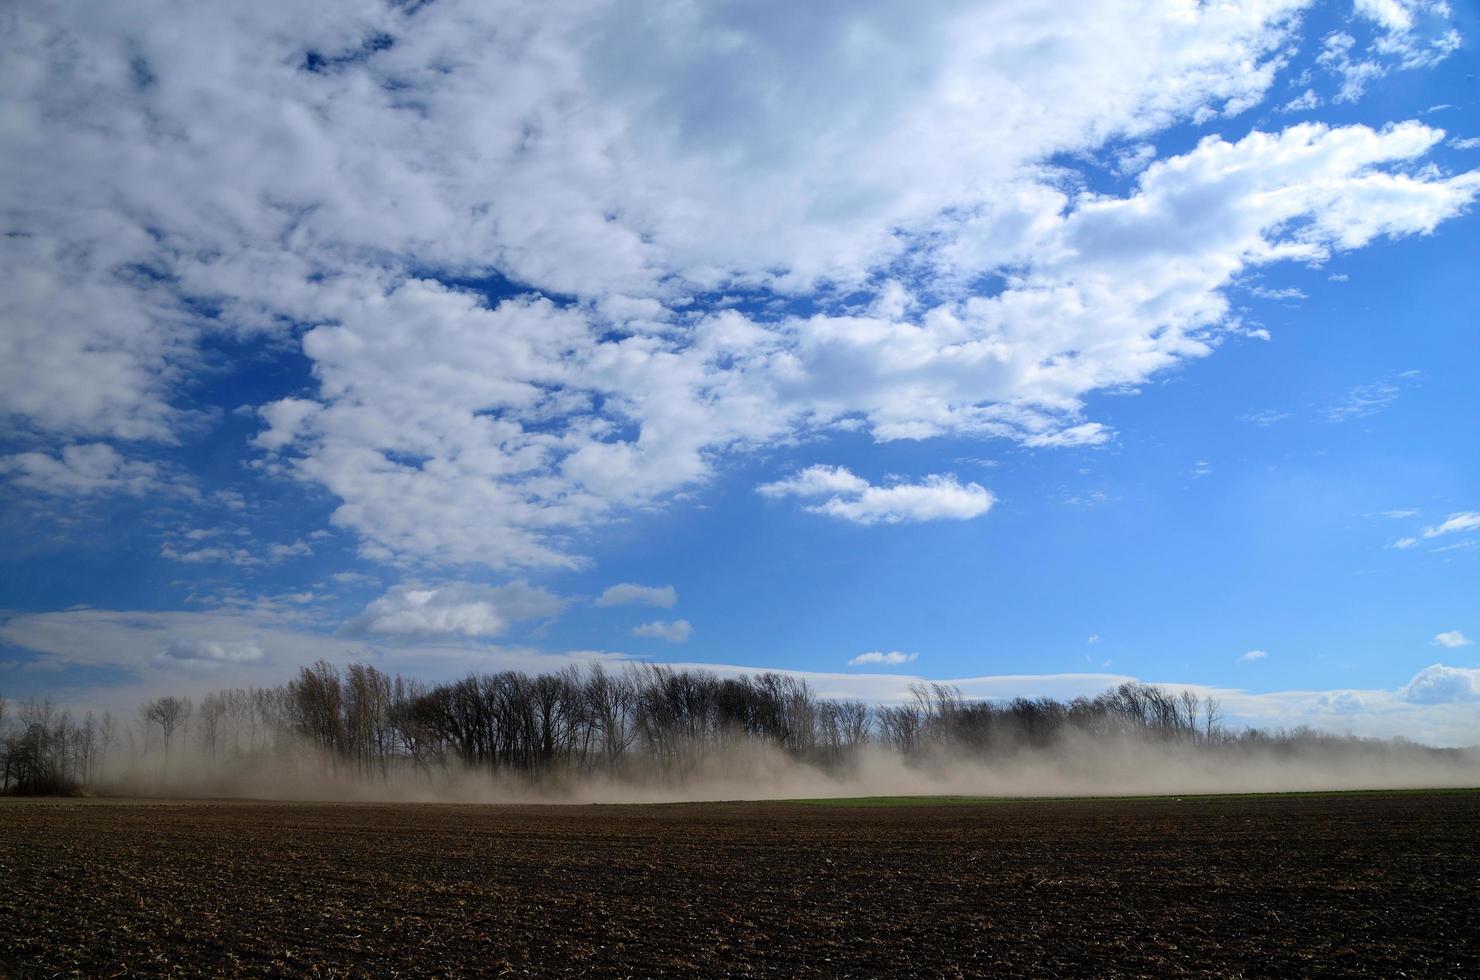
left=2, top=0, right=1478, bottom=743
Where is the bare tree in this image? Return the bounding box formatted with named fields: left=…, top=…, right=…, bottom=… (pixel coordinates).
left=1202, top=696, right=1223, bottom=742
left=142, top=696, right=192, bottom=767
left=198, top=693, right=227, bottom=764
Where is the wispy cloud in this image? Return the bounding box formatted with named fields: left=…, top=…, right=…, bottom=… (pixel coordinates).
left=1239, top=409, right=1292, bottom=427
left=596, top=583, right=678, bottom=609
left=1433, top=631, right=1472, bottom=649
left=1394, top=511, right=1480, bottom=550
left=1238, top=650, right=1269, bottom=663
left=1323, top=380, right=1402, bottom=422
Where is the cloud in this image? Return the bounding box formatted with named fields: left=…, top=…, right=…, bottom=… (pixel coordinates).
left=756, top=465, right=870, bottom=500
left=342, top=582, right=565, bottom=639
left=1316, top=691, right=1367, bottom=714
left=1240, top=409, right=1292, bottom=426
left=1433, top=631, right=1472, bottom=649
left=2, top=1, right=1476, bottom=569
left=160, top=638, right=265, bottom=665
left=1420, top=512, right=1480, bottom=539
left=595, top=583, right=678, bottom=609
left=1280, top=89, right=1320, bottom=112
left=1324, top=380, right=1402, bottom=421
left=160, top=535, right=315, bottom=568
left=0, top=444, right=170, bottom=496
left=631, top=619, right=693, bottom=644
left=1401, top=664, right=1480, bottom=705
left=1353, top=0, right=1462, bottom=67
left=1113, top=143, right=1156, bottom=176
left=1320, top=4, right=1460, bottom=104
left=1394, top=512, right=1480, bottom=551
left=848, top=651, right=919, bottom=667
left=1239, top=650, right=1269, bottom=663
left=760, top=466, right=993, bottom=526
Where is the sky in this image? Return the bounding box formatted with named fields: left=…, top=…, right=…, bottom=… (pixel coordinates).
left=1, top=0, right=1478, bottom=744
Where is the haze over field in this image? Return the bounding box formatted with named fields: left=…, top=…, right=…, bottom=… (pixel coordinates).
left=2, top=0, right=1478, bottom=755
left=3, top=660, right=1476, bottom=801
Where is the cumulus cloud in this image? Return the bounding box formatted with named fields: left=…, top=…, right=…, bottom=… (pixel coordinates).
left=848, top=651, right=919, bottom=667
left=756, top=465, right=870, bottom=500
left=1239, top=650, right=1269, bottom=662
left=760, top=466, right=993, bottom=525
left=2, top=0, right=1475, bottom=568
left=631, top=619, right=693, bottom=643
left=595, top=583, right=678, bottom=609
left=342, top=582, right=565, bottom=639
left=1401, top=664, right=1480, bottom=705
left=1433, top=631, right=1472, bottom=649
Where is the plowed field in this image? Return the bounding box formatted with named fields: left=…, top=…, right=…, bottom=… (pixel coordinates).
left=2, top=790, right=1476, bottom=977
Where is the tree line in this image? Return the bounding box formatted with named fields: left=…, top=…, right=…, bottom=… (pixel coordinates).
left=1, top=661, right=1238, bottom=793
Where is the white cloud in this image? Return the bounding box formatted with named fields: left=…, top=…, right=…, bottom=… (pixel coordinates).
left=1394, top=512, right=1480, bottom=551
left=160, top=535, right=314, bottom=568
left=1113, top=142, right=1157, bottom=176
left=1433, top=631, right=1472, bottom=649
left=1280, top=88, right=1321, bottom=112
left=595, top=583, right=678, bottom=609
left=1320, top=4, right=1460, bottom=103
left=1353, top=0, right=1462, bottom=68
left=1239, top=650, right=1269, bottom=662
left=631, top=619, right=692, bottom=643
left=1248, top=286, right=1306, bottom=300
left=761, top=466, right=994, bottom=526
left=1401, top=664, right=1480, bottom=705
left=2, top=1, right=1475, bottom=568
left=757, top=465, right=870, bottom=500
left=0, top=444, right=169, bottom=496
left=342, top=581, right=565, bottom=639
left=1451, top=137, right=1480, bottom=151
left=848, top=651, right=919, bottom=667
left=1421, top=512, right=1480, bottom=539
left=160, top=638, right=265, bottom=665
left=1087, top=634, right=1101, bottom=645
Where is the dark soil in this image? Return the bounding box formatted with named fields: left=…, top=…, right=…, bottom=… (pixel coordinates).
left=1, top=790, right=1476, bottom=977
